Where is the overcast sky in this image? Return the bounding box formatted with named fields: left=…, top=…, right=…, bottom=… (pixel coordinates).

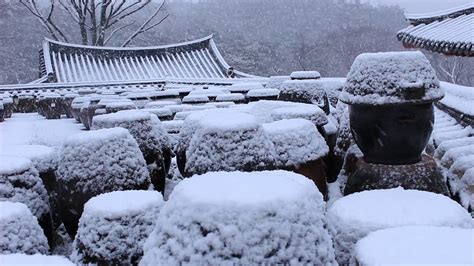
left=366, top=0, right=472, bottom=13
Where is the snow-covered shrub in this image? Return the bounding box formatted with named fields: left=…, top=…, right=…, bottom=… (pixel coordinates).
left=271, top=105, right=328, bottom=127
left=262, top=119, right=328, bottom=167
left=354, top=226, right=474, bottom=266
left=140, top=171, right=336, bottom=265
left=72, top=191, right=163, bottom=264
left=0, top=202, right=49, bottom=254
left=185, top=112, right=276, bottom=175
left=327, top=187, right=472, bottom=265
left=0, top=253, right=74, bottom=265
left=56, top=128, right=150, bottom=237
left=339, top=51, right=443, bottom=105
left=0, top=156, right=50, bottom=226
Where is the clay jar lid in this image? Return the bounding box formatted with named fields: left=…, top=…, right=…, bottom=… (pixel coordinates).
left=339, top=51, right=444, bottom=106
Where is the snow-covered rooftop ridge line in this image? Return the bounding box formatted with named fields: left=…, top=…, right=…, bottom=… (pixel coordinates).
left=405, top=2, right=474, bottom=20
left=44, top=34, right=214, bottom=51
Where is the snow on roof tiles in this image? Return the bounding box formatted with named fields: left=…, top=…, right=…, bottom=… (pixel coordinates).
left=41, top=35, right=254, bottom=83
left=398, top=5, right=473, bottom=57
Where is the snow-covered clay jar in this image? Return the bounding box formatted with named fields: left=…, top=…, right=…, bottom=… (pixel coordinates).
left=105, top=99, right=137, bottom=114
left=92, top=110, right=173, bottom=193
left=185, top=111, right=276, bottom=175
left=0, top=156, right=53, bottom=246
left=0, top=102, right=4, bottom=122
left=279, top=71, right=331, bottom=114
left=56, top=128, right=151, bottom=237
left=70, top=96, right=90, bottom=123
left=72, top=191, right=164, bottom=265
left=327, top=187, right=472, bottom=265
left=15, top=91, right=36, bottom=113
left=340, top=51, right=444, bottom=165
left=0, top=202, right=49, bottom=254
left=140, top=171, right=336, bottom=265
left=63, top=93, right=80, bottom=118
left=37, top=92, right=63, bottom=120
left=353, top=226, right=474, bottom=266
left=0, top=94, right=14, bottom=118
left=263, top=119, right=330, bottom=198
left=246, top=88, right=280, bottom=102
left=0, top=145, right=60, bottom=240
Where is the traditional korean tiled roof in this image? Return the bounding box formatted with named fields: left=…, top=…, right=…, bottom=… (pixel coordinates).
left=39, top=35, right=255, bottom=83
left=397, top=3, right=474, bottom=57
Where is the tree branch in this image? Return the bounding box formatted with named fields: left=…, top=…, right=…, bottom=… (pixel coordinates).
left=121, top=1, right=168, bottom=47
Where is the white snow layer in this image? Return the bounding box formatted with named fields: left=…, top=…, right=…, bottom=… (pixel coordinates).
left=354, top=226, right=474, bottom=265
left=83, top=190, right=164, bottom=219
left=327, top=187, right=472, bottom=265
left=440, top=81, right=474, bottom=116
left=340, top=51, right=443, bottom=105
left=0, top=253, right=74, bottom=266
left=140, top=170, right=336, bottom=265
left=0, top=113, right=83, bottom=147
left=0, top=202, right=49, bottom=254
left=0, top=144, right=57, bottom=172
left=271, top=105, right=328, bottom=126
left=0, top=156, right=32, bottom=175
left=247, top=88, right=280, bottom=97
left=263, top=119, right=329, bottom=166
left=215, top=93, right=245, bottom=102
left=290, top=71, right=321, bottom=80
left=265, top=76, right=290, bottom=89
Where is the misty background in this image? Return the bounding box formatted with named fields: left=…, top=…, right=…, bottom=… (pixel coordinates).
left=1, top=0, right=472, bottom=86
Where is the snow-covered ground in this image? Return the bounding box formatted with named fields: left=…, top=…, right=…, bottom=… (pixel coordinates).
left=0, top=113, right=83, bottom=147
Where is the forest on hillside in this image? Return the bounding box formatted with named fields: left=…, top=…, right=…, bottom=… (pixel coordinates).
left=1, top=0, right=472, bottom=85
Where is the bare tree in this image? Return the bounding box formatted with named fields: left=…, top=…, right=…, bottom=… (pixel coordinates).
left=19, top=0, right=169, bottom=46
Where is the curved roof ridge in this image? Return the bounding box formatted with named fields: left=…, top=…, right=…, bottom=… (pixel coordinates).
left=405, top=3, right=474, bottom=22
left=43, top=34, right=214, bottom=51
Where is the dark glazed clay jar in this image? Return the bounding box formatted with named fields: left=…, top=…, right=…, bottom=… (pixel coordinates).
left=349, top=103, right=434, bottom=165
left=340, top=51, right=444, bottom=165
